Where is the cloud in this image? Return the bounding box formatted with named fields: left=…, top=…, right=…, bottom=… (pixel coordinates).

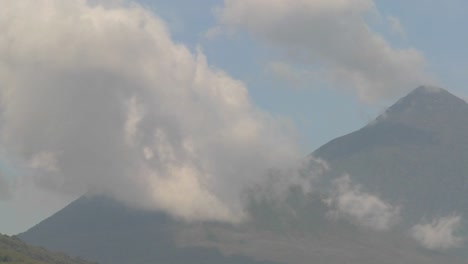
left=215, top=0, right=433, bottom=102
left=29, top=152, right=59, bottom=173
left=387, top=16, right=406, bottom=37
left=411, top=214, right=464, bottom=250
left=0, top=0, right=300, bottom=223
left=326, top=175, right=400, bottom=231
left=266, top=62, right=320, bottom=88
left=0, top=173, right=10, bottom=200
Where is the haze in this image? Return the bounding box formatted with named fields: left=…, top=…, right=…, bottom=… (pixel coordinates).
left=1, top=1, right=468, bottom=264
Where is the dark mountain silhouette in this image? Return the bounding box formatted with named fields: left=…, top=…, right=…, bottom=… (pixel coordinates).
left=19, top=86, right=468, bottom=264
left=19, top=196, right=279, bottom=264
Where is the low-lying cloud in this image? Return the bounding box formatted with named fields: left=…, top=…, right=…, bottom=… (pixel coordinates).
left=411, top=214, right=465, bottom=250
left=326, top=175, right=401, bottom=231
left=0, top=0, right=300, bottom=222
left=215, top=0, right=433, bottom=102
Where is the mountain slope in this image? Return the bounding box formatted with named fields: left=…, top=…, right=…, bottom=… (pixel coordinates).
left=19, top=195, right=463, bottom=264
left=19, top=196, right=281, bottom=264
left=314, top=86, right=468, bottom=227
left=0, top=234, right=95, bottom=264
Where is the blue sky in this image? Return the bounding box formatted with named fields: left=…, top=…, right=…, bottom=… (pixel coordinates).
left=378, top=0, right=468, bottom=90
left=141, top=0, right=468, bottom=151
left=135, top=0, right=369, bottom=151
left=1, top=0, right=468, bottom=235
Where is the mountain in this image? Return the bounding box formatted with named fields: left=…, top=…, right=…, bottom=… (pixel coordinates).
left=18, top=196, right=280, bottom=264
left=0, top=233, right=95, bottom=264
left=314, top=86, right=468, bottom=226
left=19, top=86, right=468, bottom=264
left=18, top=194, right=462, bottom=264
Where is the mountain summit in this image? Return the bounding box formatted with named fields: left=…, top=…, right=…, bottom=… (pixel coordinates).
left=315, top=86, right=468, bottom=230
left=376, top=86, right=468, bottom=130
left=316, top=86, right=468, bottom=161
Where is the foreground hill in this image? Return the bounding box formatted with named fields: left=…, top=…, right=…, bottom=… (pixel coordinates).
left=0, top=234, right=95, bottom=264
left=19, top=86, right=468, bottom=264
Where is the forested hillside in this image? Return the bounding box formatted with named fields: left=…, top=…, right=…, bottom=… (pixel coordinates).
left=0, top=234, right=95, bottom=264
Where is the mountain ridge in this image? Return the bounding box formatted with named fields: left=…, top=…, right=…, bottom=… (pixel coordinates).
left=315, top=86, right=468, bottom=160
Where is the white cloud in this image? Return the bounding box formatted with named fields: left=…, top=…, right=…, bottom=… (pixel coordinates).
left=411, top=214, right=464, bottom=250
left=326, top=175, right=400, bottom=231
left=0, top=0, right=300, bottom=223
left=216, top=0, right=434, bottom=102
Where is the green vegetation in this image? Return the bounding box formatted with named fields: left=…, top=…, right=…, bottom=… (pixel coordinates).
left=0, top=234, right=96, bottom=264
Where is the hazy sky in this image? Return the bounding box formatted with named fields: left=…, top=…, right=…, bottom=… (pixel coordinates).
left=1, top=0, right=468, bottom=235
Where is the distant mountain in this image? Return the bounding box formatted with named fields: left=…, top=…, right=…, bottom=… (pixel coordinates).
left=19, top=196, right=281, bottom=264
left=314, top=86, right=468, bottom=227
left=19, top=86, right=468, bottom=264
left=19, top=194, right=462, bottom=264
left=0, top=233, right=95, bottom=264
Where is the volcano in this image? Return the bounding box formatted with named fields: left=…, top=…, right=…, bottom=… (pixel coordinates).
left=20, top=86, right=468, bottom=264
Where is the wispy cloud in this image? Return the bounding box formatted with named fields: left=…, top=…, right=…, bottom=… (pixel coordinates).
left=326, top=175, right=401, bottom=231
left=265, top=62, right=321, bottom=89
left=411, top=214, right=465, bottom=250
left=215, top=0, right=434, bottom=102
left=387, top=16, right=406, bottom=37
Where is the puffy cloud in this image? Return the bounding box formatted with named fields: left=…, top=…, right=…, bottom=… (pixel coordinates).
left=216, top=0, right=433, bottom=102
left=326, top=175, right=400, bottom=231
left=411, top=214, right=464, bottom=250
left=0, top=0, right=300, bottom=222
